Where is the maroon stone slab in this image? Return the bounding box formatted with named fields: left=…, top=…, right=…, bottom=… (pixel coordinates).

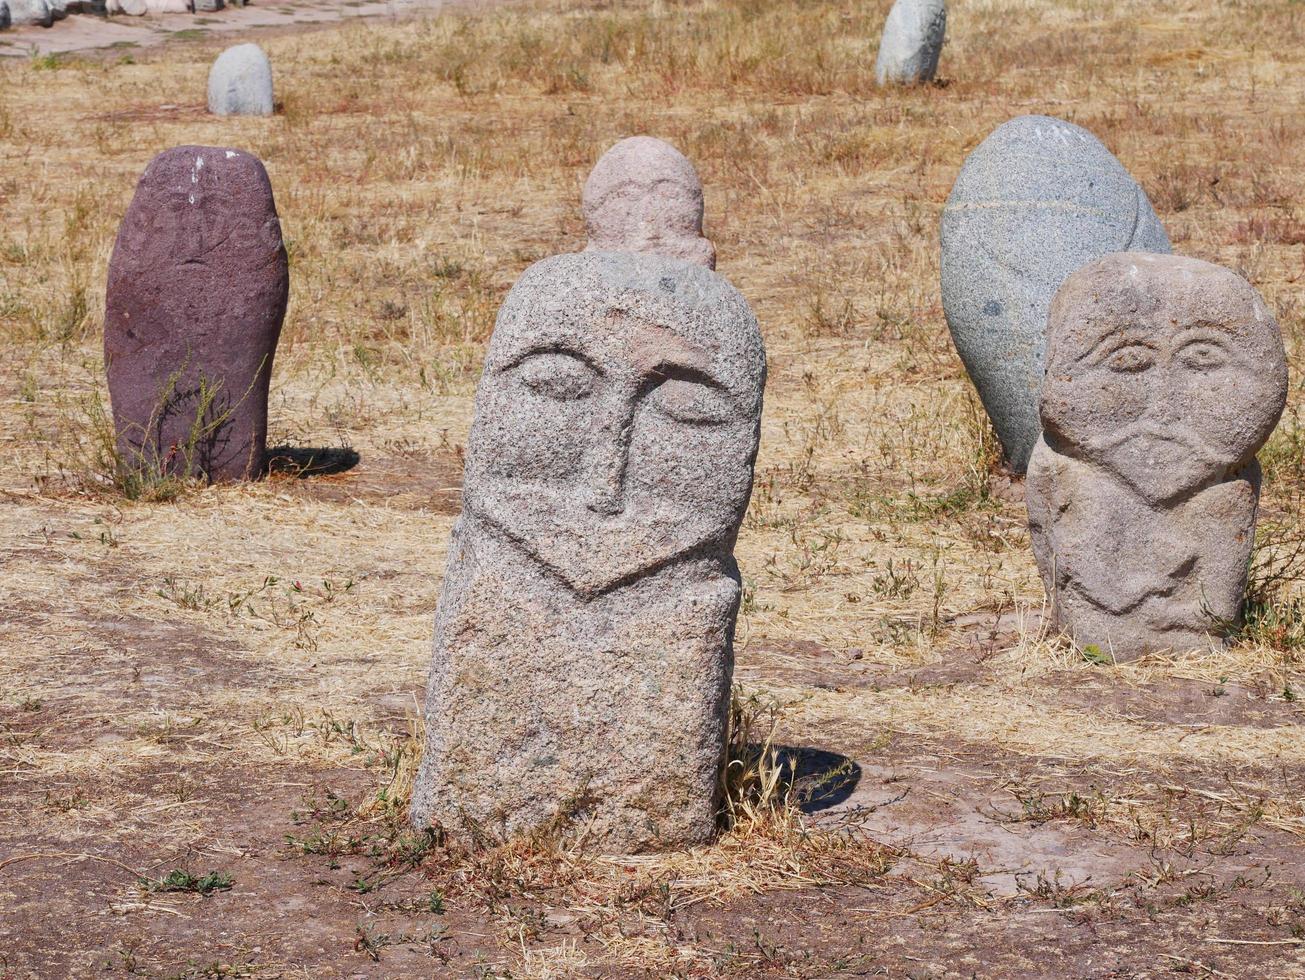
left=104, top=145, right=289, bottom=483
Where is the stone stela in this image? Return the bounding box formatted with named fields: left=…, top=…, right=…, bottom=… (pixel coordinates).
left=104, top=145, right=288, bottom=483
left=875, top=0, right=946, bottom=86
left=941, top=114, right=1172, bottom=473
left=409, top=250, right=766, bottom=852
left=583, top=136, right=717, bottom=270
left=208, top=43, right=275, bottom=117
left=1027, top=252, right=1288, bottom=660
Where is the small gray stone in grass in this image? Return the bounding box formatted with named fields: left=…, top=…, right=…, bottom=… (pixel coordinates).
left=1027, top=252, right=1287, bottom=661
left=583, top=136, right=716, bottom=270
left=207, top=43, right=273, bottom=117
left=410, top=250, right=766, bottom=853
left=874, top=0, right=946, bottom=86
left=941, top=114, right=1171, bottom=473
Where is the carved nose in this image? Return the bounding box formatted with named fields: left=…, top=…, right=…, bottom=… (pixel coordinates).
left=585, top=411, right=634, bottom=516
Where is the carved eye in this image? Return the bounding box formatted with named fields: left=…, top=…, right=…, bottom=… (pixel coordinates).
left=515, top=351, right=599, bottom=401
left=1176, top=339, right=1228, bottom=372
left=648, top=371, right=733, bottom=426
left=1104, top=343, right=1154, bottom=374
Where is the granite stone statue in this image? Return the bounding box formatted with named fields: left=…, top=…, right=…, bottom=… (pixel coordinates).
left=410, top=250, right=766, bottom=852
left=1027, top=252, right=1287, bottom=660
left=104, top=146, right=288, bottom=483
left=942, top=115, right=1172, bottom=472
left=583, top=136, right=716, bottom=269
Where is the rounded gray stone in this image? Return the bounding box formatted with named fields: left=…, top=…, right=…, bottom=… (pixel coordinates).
left=1027, top=252, right=1287, bottom=660
left=874, top=0, right=946, bottom=86
left=411, top=250, right=766, bottom=853
left=207, top=43, right=274, bottom=117
left=8, top=0, right=52, bottom=27
left=941, top=114, right=1172, bottom=472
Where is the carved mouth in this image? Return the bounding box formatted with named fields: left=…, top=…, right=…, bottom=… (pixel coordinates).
left=1094, top=424, right=1223, bottom=505
left=467, top=482, right=727, bottom=597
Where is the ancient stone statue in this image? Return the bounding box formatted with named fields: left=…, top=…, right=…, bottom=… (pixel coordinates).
left=583, top=136, right=716, bottom=269
left=942, top=115, right=1171, bottom=472
left=1027, top=252, right=1287, bottom=659
left=410, top=250, right=766, bottom=851
left=104, top=145, right=288, bottom=483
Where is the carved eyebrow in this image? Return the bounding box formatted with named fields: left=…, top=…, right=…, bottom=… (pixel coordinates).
left=1082, top=330, right=1157, bottom=366
left=645, top=360, right=727, bottom=390
left=1174, top=325, right=1234, bottom=344
left=496, top=343, right=602, bottom=375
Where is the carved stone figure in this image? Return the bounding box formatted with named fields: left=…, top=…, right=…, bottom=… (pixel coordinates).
left=1027, top=252, right=1287, bottom=659
left=104, top=146, right=288, bottom=483
left=583, top=137, right=716, bottom=269
left=410, top=250, right=766, bottom=852
left=942, top=115, right=1171, bottom=472
left=875, top=0, right=946, bottom=86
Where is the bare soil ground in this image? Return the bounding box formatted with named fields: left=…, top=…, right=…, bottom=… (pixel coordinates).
left=5, top=0, right=1305, bottom=976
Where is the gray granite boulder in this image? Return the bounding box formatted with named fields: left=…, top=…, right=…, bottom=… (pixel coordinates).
left=583, top=136, right=716, bottom=269
left=941, top=114, right=1172, bottom=472
left=1027, top=252, right=1287, bottom=660
left=207, top=43, right=274, bottom=117
left=875, top=0, right=946, bottom=85
left=410, top=250, right=766, bottom=852
left=104, top=146, right=289, bottom=483
left=8, top=0, right=52, bottom=26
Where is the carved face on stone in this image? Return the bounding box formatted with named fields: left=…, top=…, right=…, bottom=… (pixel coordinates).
left=464, top=251, right=765, bottom=597
left=583, top=137, right=713, bottom=267
left=1041, top=252, right=1287, bottom=505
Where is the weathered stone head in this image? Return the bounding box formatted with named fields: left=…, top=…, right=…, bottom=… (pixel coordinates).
left=466, top=250, right=763, bottom=596
left=1027, top=252, right=1288, bottom=659
left=412, top=250, right=766, bottom=851
left=105, top=145, right=288, bottom=483
left=1042, top=253, right=1287, bottom=505
left=583, top=137, right=716, bottom=269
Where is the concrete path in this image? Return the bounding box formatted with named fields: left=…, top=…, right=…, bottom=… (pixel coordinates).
left=0, top=0, right=445, bottom=57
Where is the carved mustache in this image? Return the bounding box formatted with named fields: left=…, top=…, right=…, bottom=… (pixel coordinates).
left=1095, top=419, right=1215, bottom=463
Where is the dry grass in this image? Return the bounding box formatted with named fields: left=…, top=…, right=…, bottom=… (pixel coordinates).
left=5, top=0, right=1305, bottom=974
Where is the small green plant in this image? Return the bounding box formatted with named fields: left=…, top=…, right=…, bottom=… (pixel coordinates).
left=1081, top=643, right=1112, bottom=665
left=139, top=869, right=234, bottom=896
